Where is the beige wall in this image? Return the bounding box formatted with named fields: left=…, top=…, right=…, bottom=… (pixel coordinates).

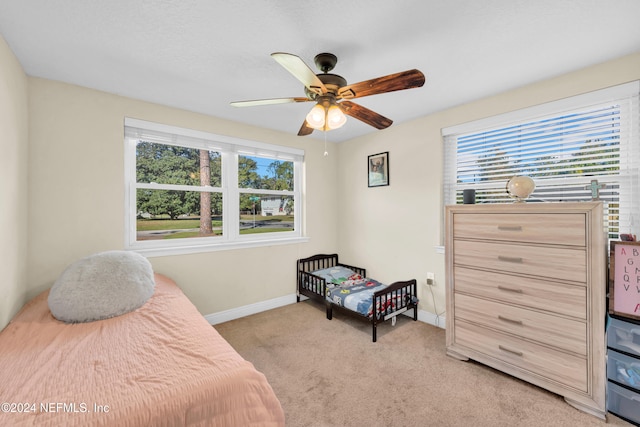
left=0, top=37, right=29, bottom=330
left=26, top=78, right=339, bottom=316
left=337, top=52, right=640, bottom=320
left=5, top=30, right=639, bottom=328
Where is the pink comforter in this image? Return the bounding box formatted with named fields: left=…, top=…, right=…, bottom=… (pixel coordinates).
left=0, top=274, right=285, bottom=426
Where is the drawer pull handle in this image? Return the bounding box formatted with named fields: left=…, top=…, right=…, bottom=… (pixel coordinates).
left=497, top=285, right=523, bottom=294
left=498, top=315, right=523, bottom=325
left=498, top=255, right=523, bottom=263
left=498, top=225, right=523, bottom=231
left=499, top=345, right=523, bottom=357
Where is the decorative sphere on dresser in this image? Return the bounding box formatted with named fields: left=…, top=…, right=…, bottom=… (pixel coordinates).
left=506, top=176, right=535, bottom=202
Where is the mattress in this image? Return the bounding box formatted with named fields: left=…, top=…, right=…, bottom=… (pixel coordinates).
left=313, top=265, right=409, bottom=318
left=0, top=274, right=285, bottom=426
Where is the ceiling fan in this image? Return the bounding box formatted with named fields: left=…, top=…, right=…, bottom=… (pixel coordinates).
left=230, top=52, right=426, bottom=136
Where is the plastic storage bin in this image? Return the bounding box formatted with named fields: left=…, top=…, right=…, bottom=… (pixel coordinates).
left=608, top=317, right=640, bottom=357
left=608, top=381, right=640, bottom=425
left=608, top=348, right=640, bottom=391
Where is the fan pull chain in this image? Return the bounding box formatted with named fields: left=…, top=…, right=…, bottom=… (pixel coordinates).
left=324, top=131, right=328, bottom=156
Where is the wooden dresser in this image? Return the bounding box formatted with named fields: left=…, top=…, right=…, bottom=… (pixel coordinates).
left=445, top=202, right=606, bottom=418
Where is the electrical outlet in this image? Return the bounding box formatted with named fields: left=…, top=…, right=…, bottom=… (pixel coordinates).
left=426, top=272, right=435, bottom=286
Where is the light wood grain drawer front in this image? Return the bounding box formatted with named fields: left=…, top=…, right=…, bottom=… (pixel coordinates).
left=454, top=267, right=586, bottom=319
left=453, top=213, right=586, bottom=246
left=455, top=293, right=586, bottom=355
left=454, top=240, right=586, bottom=283
left=455, top=321, right=587, bottom=392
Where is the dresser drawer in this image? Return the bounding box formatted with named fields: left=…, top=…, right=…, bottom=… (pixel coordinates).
left=608, top=348, right=640, bottom=392
left=452, top=212, right=586, bottom=246
left=455, top=293, right=586, bottom=355
left=454, top=267, right=586, bottom=319
left=453, top=240, right=586, bottom=283
left=455, top=320, right=588, bottom=392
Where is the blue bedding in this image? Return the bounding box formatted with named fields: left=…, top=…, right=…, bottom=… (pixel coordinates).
left=312, top=266, right=406, bottom=318
left=327, top=277, right=387, bottom=317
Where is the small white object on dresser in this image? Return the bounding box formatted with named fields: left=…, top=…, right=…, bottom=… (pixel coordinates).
left=445, top=202, right=606, bottom=419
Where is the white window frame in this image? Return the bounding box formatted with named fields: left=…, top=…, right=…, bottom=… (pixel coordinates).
left=442, top=81, right=640, bottom=243
left=124, top=118, right=307, bottom=257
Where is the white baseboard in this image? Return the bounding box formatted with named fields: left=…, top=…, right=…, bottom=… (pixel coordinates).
left=417, top=309, right=446, bottom=329
left=206, top=295, right=446, bottom=330
left=205, top=294, right=297, bottom=325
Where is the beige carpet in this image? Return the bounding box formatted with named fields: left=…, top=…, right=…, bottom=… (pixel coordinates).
left=215, top=301, right=632, bottom=427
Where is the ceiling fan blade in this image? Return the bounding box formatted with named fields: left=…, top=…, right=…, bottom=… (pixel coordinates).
left=297, top=120, right=314, bottom=136
left=230, top=97, right=309, bottom=107
left=271, top=52, right=327, bottom=96
left=337, top=69, right=425, bottom=99
left=339, top=101, right=393, bottom=130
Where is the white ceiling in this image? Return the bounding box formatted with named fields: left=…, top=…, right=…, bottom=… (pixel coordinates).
left=1, top=0, right=639, bottom=142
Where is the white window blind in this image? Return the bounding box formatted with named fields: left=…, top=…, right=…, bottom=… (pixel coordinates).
left=443, top=81, right=640, bottom=240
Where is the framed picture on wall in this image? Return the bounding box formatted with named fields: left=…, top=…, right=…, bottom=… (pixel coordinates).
left=368, top=151, right=389, bottom=187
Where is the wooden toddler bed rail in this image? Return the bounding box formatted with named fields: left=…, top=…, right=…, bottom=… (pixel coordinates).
left=297, top=253, right=366, bottom=303
left=297, top=254, right=418, bottom=342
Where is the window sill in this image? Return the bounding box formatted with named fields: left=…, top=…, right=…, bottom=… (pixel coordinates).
left=128, top=236, right=310, bottom=258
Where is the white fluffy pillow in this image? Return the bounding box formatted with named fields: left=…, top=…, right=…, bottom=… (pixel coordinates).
left=48, top=250, right=155, bottom=323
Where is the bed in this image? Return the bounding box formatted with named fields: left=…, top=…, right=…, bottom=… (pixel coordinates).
left=296, top=253, right=418, bottom=342
left=0, top=273, right=285, bottom=427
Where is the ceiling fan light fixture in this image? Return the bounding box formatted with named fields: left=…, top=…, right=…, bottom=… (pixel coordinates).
left=326, top=104, right=347, bottom=130
left=306, top=103, right=326, bottom=129
left=233, top=52, right=426, bottom=137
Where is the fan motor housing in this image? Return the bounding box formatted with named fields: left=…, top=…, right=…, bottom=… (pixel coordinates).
left=305, top=73, right=347, bottom=99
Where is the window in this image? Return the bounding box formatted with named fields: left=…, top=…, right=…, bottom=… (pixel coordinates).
left=237, top=154, right=295, bottom=235
left=124, top=118, right=306, bottom=256
left=443, top=81, right=640, bottom=240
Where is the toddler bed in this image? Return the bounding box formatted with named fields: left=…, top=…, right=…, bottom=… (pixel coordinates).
left=0, top=268, right=285, bottom=426
left=296, top=253, right=418, bottom=342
